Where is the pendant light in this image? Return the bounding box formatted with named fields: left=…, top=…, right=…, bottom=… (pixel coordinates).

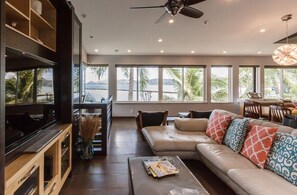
left=272, top=14, right=297, bottom=66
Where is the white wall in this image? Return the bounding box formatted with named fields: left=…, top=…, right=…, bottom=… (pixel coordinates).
left=87, top=55, right=277, bottom=117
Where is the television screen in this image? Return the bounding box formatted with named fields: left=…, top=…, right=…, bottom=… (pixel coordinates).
left=5, top=48, right=57, bottom=163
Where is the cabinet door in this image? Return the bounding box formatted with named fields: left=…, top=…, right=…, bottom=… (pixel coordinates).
left=59, top=126, right=72, bottom=184
left=6, top=157, right=43, bottom=195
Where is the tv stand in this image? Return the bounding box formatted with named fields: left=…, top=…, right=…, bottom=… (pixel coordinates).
left=4, top=123, right=72, bottom=195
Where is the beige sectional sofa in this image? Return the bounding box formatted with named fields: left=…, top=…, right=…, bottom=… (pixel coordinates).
left=141, top=109, right=297, bottom=195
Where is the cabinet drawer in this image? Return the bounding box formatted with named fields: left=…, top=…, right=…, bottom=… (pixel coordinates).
left=6, top=157, right=42, bottom=195
left=44, top=176, right=59, bottom=195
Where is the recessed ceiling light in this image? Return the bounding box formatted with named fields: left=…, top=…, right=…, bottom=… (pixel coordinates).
left=260, top=29, right=266, bottom=33
left=160, top=50, right=164, bottom=53
left=94, top=49, right=98, bottom=52
left=257, top=51, right=262, bottom=54
left=127, top=49, right=131, bottom=53
left=222, top=51, right=227, bottom=54
left=169, top=19, right=174, bottom=24
left=191, top=51, right=195, bottom=54
left=158, top=38, right=163, bottom=43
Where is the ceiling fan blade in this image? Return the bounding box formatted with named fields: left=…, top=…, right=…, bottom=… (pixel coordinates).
left=183, top=0, right=206, bottom=6
left=130, top=5, right=164, bottom=9
left=180, top=6, right=204, bottom=18
left=155, top=12, right=168, bottom=24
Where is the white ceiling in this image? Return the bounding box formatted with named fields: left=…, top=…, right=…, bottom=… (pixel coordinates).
left=70, top=0, right=297, bottom=56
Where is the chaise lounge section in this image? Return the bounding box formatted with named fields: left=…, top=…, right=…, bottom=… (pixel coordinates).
left=141, top=109, right=297, bottom=194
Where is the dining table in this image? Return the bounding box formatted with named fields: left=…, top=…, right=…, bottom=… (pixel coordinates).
left=240, top=98, right=284, bottom=117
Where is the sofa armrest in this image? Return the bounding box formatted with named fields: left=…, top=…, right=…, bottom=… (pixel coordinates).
left=174, top=118, right=208, bottom=131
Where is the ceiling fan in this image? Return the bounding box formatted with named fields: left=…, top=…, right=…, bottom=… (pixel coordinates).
left=130, top=0, right=206, bottom=23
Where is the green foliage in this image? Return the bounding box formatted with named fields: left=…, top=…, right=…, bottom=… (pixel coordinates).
left=239, top=67, right=254, bottom=98
left=164, top=67, right=204, bottom=101
left=211, top=77, right=228, bottom=102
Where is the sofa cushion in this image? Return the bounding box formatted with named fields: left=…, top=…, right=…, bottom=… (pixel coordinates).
left=189, top=110, right=212, bottom=119
left=228, top=169, right=297, bottom=195
left=241, top=125, right=278, bottom=169
left=223, top=118, right=250, bottom=153
left=265, top=133, right=297, bottom=186
left=174, top=118, right=208, bottom=131
left=197, top=144, right=257, bottom=174
left=142, top=126, right=216, bottom=152
left=249, top=119, right=294, bottom=134
left=208, top=109, right=243, bottom=121
left=206, top=112, right=232, bottom=144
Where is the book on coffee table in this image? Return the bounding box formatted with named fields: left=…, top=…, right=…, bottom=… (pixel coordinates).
left=143, top=158, right=179, bottom=178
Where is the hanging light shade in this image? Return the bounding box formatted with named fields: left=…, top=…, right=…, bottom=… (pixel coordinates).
left=272, top=14, right=297, bottom=65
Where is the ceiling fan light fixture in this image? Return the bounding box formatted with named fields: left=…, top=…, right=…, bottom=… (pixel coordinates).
left=272, top=14, right=297, bottom=65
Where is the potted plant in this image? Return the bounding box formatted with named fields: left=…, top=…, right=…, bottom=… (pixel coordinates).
left=79, top=115, right=101, bottom=160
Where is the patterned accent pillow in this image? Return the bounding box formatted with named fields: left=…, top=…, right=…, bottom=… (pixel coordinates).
left=223, top=118, right=250, bottom=153
left=241, top=125, right=277, bottom=169
left=265, top=133, right=297, bottom=186
left=206, top=112, right=232, bottom=144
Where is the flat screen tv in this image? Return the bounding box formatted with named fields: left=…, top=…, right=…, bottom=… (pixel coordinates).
left=4, top=48, right=57, bottom=164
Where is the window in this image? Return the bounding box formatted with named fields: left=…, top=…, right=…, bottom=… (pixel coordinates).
left=37, top=68, right=54, bottom=102
left=163, top=66, right=205, bottom=101
left=116, top=66, right=158, bottom=101
left=5, top=68, right=54, bottom=104
left=116, top=65, right=205, bottom=102
left=211, top=66, right=232, bottom=102
left=264, top=67, right=297, bottom=99
left=83, top=65, right=108, bottom=102
left=238, top=66, right=259, bottom=99
left=138, top=67, right=158, bottom=101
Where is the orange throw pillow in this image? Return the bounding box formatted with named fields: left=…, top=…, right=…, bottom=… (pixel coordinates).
left=206, top=112, right=232, bottom=144
left=241, top=125, right=277, bottom=169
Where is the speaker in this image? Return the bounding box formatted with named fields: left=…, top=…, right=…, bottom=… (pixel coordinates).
left=44, top=156, right=53, bottom=181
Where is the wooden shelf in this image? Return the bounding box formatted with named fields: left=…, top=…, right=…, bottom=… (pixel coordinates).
left=6, top=2, right=30, bottom=36
left=6, top=0, right=29, bottom=17
left=31, top=9, right=54, bottom=30
left=5, top=0, right=56, bottom=51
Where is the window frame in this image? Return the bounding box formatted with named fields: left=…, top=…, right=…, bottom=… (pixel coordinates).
left=238, top=65, right=260, bottom=99
left=264, top=66, right=297, bottom=99
left=116, top=64, right=206, bottom=102
left=210, top=65, right=233, bottom=103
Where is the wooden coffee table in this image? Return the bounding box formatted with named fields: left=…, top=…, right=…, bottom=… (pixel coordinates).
left=128, top=156, right=209, bottom=195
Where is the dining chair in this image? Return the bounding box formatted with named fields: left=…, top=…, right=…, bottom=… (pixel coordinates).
left=269, top=105, right=292, bottom=123
left=136, top=111, right=168, bottom=139
left=243, top=100, right=264, bottom=119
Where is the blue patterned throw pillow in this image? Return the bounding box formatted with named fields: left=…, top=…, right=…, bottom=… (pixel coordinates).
left=265, top=133, right=297, bottom=186
left=223, top=118, right=249, bottom=153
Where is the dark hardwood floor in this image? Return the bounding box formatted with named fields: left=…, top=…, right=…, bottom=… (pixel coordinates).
left=60, top=118, right=235, bottom=195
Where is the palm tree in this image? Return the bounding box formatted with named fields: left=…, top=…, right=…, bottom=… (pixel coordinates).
left=264, top=69, right=281, bottom=98
left=121, top=67, right=150, bottom=101
left=121, top=67, right=134, bottom=101
left=17, top=70, right=34, bottom=103
left=239, top=67, right=254, bottom=98
left=211, top=77, right=228, bottom=102
left=5, top=75, right=17, bottom=104
left=91, top=67, right=107, bottom=81
left=164, top=67, right=204, bottom=101
left=138, top=68, right=150, bottom=101
left=265, top=68, right=297, bottom=99
left=283, top=69, right=297, bottom=99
